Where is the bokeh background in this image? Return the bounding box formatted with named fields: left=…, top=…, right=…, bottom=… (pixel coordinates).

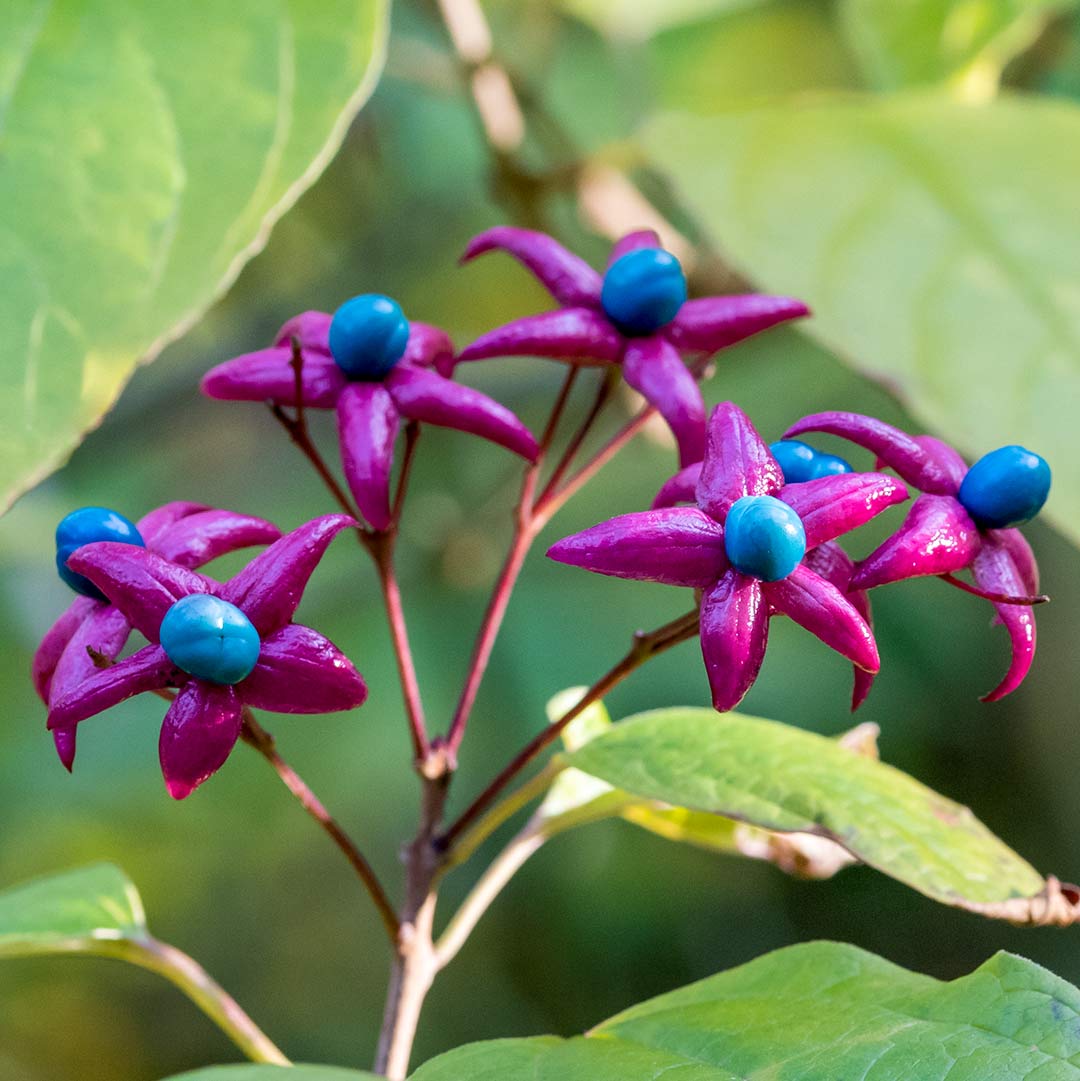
left=2, top=1, right=1079, bottom=1077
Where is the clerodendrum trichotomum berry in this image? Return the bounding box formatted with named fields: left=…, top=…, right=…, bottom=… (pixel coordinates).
left=957, top=444, right=1052, bottom=529
left=329, top=294, right=411, bottom=380
left=55, top=507, right=145, bottom=599
left=600, top=247, right=687, bottom=336
left=723, top=495, right=808, bottom=582
left=159, top=594, right=262, bottom=685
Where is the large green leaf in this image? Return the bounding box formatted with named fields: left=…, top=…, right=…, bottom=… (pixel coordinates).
left=0, top=0, right=388, bottom=512
left=0, top=861, right=144, bottom=955
left=411, top=942, right=1080, bottom=1079
left=565, top=708, right=1080, bottom=921
left=645, top=94, right=1080, bottom=545
left=541, top=688, right=861, bottom=878
left=839, top=0, right=1077, bottom=90
left=167, top=1069, right=378, bottom=1080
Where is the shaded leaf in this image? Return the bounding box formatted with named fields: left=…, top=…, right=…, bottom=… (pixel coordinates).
left=566, top=707, right=1079, bottom=922
left=411, top=942, right=1080, bottom=1079
left=646, top=94, right=1080, bottom=546
left=0, top=0, right=389, bottom=512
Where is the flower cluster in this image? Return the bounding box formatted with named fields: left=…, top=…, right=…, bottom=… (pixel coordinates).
left=40, top=513, right=365, bottom=798
left=37, top=224, right=1053, bottom=798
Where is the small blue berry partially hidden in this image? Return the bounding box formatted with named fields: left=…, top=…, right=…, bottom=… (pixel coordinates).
left=957, top=445, right=1051, bottom=529
left=808, top=451, right=853, bottom=480
left=329, top=294, right=410, bottom=380
left=600, top=248, right=687, bottom=336
left=724, top=495, right=806, bottom=582
left=769, top=439, right=852, bottom=484
left=159, top=595, right=261, bottom=685
left=56, top=507, right=145, bottom=599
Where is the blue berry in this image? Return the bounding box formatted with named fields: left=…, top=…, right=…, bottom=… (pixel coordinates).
left=769, top=440, right=852, bottom=484
left=724, top=495, right=806, bottom=582
left=808, top=451, right=853, bottom=480
left=769, top=440, right=817, bottom=484
left=55, top=507, right=145, bottom=599
left=329, top=294, right=410, bottom=380
left=957, top=445, right=1051, bottom=529
left=600, top=248, right=687, bottom=336
left=159, top=595, right=261, bottom=685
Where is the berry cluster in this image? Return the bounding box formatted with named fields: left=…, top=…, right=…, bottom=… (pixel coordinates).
left=35, top=226, right=1051, bottom=797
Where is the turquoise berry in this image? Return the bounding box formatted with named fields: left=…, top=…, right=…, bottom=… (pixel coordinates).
left=769, top=440, right=852, bottom=484
left=328, top=294, right=410, bottom=380
left=159, top=595, right=261, bottom=685
left=957, top=445, right=1051, bottom=529
left=724, top=495, right=806, bottom=582
left=55, top=506, right=145, bottom=599
left=808, top=451, right=853, bottom=480
left=600, top=248, right=687, bottom=336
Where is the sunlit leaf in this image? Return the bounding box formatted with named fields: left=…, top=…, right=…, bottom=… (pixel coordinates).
left=0, top=0, right=389, bottom=513
left=167, top=1068, right=379, bottom=1080
left=559, top=0, right=757, bottom=41
left=646, top=94, right=1080, bottom=546
left=567, top=708, right=1080, bottom=922
left=653, top=0, right=860, bottom=112
left=0, top=864, right=287, bottom=1061
left=839, top=0, right=1078, bottom=91
left=0, top=862, right=144, bottom=956
left=411, top=942, right=1080, bottom=1079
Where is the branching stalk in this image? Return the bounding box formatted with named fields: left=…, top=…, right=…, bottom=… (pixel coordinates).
left=242, top=713, right=400, bottom=945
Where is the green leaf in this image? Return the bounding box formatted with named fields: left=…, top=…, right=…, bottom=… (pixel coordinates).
left=839, top=0, right=1076, bottom=90
left=165, top=1068, right=379, bottom=1080
left=559, top=0, right=759, bottom=41
left=0, top=0, right=388, bottom=512
left=542, top=690, right=864, bottom=878
left=410, top=942, right=1080, bottom=1079
left=0, top=862, right=144, bottom=956
left=652, top=0, right=861, bottom=113
left=645, top=94, right=1080, bottom=545
left=566, top=708, right=1079, bottom=921
left=0, top=864, right=288, bottom=1062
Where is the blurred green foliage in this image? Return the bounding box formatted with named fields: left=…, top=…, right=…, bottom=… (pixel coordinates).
left=0, top=1, right=388, bottom=515
left=1, top=1, right=1079, bottom=1078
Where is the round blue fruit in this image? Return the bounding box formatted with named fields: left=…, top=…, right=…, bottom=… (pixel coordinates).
left=600, top=248, right=687, bottom=336
left=769, top=440, right=817, bottom=484
left=159, top=595, right=262, bottom=685
left=724, top=495, right=806, bottom=582
left=808, top=451, right=853, bottom=480
left=55, top=506, right=145, bottom=599
left=957, top=445, right=1051, bottom=529
left=769, top=440, right=852, bottom=484
left=329, top=294, right=411, bottom=380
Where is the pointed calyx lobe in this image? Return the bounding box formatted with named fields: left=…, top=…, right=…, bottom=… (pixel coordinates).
left=549, top=402, right=899, bottom=712
left=457, top=227, right=808, bottom=465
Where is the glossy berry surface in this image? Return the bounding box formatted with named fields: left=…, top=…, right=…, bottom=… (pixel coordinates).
left=769, top=440, right=851, bottom=484
left=957, top=444, right=1051, bottom=529
left=769, top=440, right=817, bottom=484
left=329, top=294, right=410, bottom=380
left=724, top=495, right=806, bottom=582
left=159, top=595, right=261, bottom=685
left=807, top=451, right=853, bottom=479
left=600, top=248, right=687, bottom=336
left=55, top=507, right=145, bottom=599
